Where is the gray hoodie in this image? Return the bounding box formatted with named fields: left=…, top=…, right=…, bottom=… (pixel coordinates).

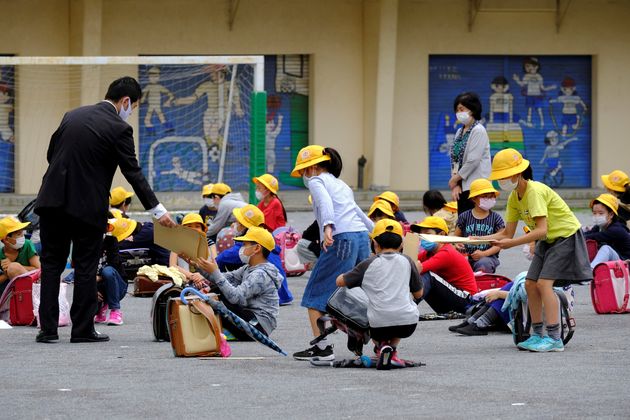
left=205, top=262, right=283, bottom=334
left=206, top=192, right=247, bottom=237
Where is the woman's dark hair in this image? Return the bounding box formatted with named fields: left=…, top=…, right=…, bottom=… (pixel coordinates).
left=374, top=232, right=402, bottom=250
left=422, top=190, right=447, bottom=212
left=319, top=147, right=343, bottom=178
left=105, top=76, right=142, bottom=103
left=453, top=92, right=482, bottom=121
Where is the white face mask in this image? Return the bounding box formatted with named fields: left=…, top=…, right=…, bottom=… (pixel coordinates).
left=498, top=178, right=519, bottom=191
left=255, top=190, right=264, bottom=201
left=592, top=215, right=608, bottom=227
left=456, top=111, right=472, bottom=125
left=238, top=245, right=254, bottom=264
left=479, top=197, right=496, bottom=211
left=10, top=236, right=25, bottom=250
left=118, top=98, right=133, bottom=121
left=302, top=174, right=311, bottom=187
left=204, top=198, right=214, bottom=208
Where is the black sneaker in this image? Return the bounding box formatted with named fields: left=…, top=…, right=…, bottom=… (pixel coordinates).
left=455, top=323, right=488, bottom=336
left=293, top=344, right=334, bottom=361
left=448, top=320, right=470, bottom=332
left=36, top=331, right=59, bottom=343
left=377, top=345, right=393, bottom=370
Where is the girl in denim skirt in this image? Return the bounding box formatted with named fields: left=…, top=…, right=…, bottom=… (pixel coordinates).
left=290, top=145, right=373, bottom=361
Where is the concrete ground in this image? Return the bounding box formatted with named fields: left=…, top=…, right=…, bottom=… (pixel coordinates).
left=1, top=210, right=629, bottom=419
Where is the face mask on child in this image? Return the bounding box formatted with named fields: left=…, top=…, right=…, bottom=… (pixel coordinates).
left=420, top=239, right=437, bottom=253
left=592, top=215, right=608, bottom=227
left=255, top=190, right=265, bottom=201
left=498, top=178, right=519, bottom=191
left=239, top=245, right=254, bottom=264
left=204, top=198, right=214, bottom=208
left=10, top=236, right=25, bottom=250
left=479, top=197, right=496, bottom=211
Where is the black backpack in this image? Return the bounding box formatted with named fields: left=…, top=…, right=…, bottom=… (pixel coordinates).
left=17, top=199, right=39, bottom=232
left=151, top=283, right=183, bottom=342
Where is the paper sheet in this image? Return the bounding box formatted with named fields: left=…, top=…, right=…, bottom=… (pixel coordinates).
left=418, top=233, right=493, bottom=245
left=153, top=220, right=209, bottom=259
left=402, top=233, right=421, bottom=260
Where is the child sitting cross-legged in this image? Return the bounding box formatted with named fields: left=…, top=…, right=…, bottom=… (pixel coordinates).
left=336, top=219, right=423, bottom=370
left=189, top=227, right=284, bottom=339
left=0, top=217, right=40, bottom=296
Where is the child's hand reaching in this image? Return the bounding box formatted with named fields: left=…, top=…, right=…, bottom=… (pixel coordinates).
left=188, top=272, right=207, bottom=289
left=194, top=257, right=218, bottom=274
left=485, top=289, right=503, bottom=303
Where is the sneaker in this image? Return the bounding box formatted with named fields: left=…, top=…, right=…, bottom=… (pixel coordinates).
left=377, top=345, right=393, bottom=370
left=455, top=323, right=488, bottom=336
left=107, top=310, right=123, bottom=326
left=529, top=336, right=564, bottom=353
left=390, top=351, right=406, bottom=369
left=448, top=320, right=470, bottom=332
left=293, top=345, right=335, bottom=361
left=94, top=304, right=108, bottom=324
left=516, top=335, right=543, bottom=351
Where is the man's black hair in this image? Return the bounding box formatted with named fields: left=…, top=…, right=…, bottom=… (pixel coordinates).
left=374, top=231, right=402, bottom=250
left=105, top=77, right=142, bottom=103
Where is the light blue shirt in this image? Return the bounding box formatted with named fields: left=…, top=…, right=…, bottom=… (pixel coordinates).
left=307, top=173, right=373, bottom=241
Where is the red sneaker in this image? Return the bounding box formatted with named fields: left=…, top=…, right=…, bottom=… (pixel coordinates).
left=108, top=309, right=123, bottom=326
left=94, top=304, right=108, bottom=323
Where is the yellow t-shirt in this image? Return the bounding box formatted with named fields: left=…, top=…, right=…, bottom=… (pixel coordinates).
left=505, top=180, right=580, bottom=243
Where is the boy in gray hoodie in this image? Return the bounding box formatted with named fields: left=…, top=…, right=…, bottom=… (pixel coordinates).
left=193, top=226, right=283, bottom=337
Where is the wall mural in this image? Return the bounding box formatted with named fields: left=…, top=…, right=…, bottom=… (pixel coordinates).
left=429, top=55, right=591, bottom=188
left=0, top=64, right=15, bottom=192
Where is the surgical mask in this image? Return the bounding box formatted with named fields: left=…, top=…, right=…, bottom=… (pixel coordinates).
left=204, top=198, right=214, bottom=208
left=10, top=236, right=25, bottom=250
left=118, top=98, right=133, bottom=121
left=302, top=174, right=311, bottom=187
left=592, top=215, right=608, bottom=227
left=456, top=111, right=472, bottom=125
left=421, top=239, right=437, bottom=253
left=498, top=178, right=518, bottom=191
left=479, top=197, right=496, bottom=211
left=255, top=190, right=264, bottom=201
left=239, top=245, right=253, bottom=264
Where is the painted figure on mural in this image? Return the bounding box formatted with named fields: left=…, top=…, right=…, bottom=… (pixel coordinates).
left=160, top=155, right=205, bottom=186
left=0, top=82, right=14, bottom=143
left=488, top=76, right=513, bottom=124
left=540, top=130, right=577, bottom=187
left=266, top=96, right=283, bottom=174
left=549, top=76, right=588, bottom=137
left=513, top=57, right=556, bottom=129
left=141, top=66, right=175, bottom=130
left=173, top=65, right=244, bottom=158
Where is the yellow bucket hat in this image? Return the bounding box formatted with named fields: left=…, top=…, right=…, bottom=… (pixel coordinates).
left=444, top=201, right=458, bottom=212
left=210, top=183, right=232, bottom=196
left=111, top=217, right=138, bottom=242
left=109, top=186, right=134, bottom=206
left=110, top=208, right=124, bottom=219
left=232, top=204, right=265, bottom=229
left=253, top=174, right=280, bottom=195
left=601, top=170, right=629, bottom=193
left=590, top=193, right=619, bottom=215
left=374, top=191, right=400, bottom=208
left=201, top=183, right=214, bottom=197
left=412, top=216, right=448, bottom=234
left=290, top=145, right=331, bottom=177
left=0, top=217, right=30, bottom=240
left=370, top=219, right=403, bottom=239
left=234, top=226, right=276, bottom=251
left=489, top=149, right=530, bottom=181
left=182, top=213, right=208, bottom=232
left=468, top=178, right=500, bottom=199
left=367, top=200, right=395, bottom=218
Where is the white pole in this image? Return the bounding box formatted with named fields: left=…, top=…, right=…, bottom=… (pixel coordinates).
left=217, top=65, right=238, bottom=183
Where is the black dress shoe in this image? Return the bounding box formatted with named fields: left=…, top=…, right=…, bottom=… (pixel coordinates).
left=455, top=323, right=488, bottom=336
left=70, top=332, right=110, bottom=343
left=36, top=331, right=59, bottom=343
left=448, top=320, right=470, bottom=332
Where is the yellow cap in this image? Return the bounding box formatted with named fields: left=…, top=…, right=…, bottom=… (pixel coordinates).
left=370, top=219, right=403, bottom=239
left=110, top=208, right=124, bottom=219
left=489, top=149, right=530, bottom=181
left=210, top=183, right=232, bottom=196
left=182, top=213, right=207, bottom=232
left=253, top=174, right=280, bottom=195
left=367, top=200, right=395, bottom=218
left=412, top=216, right=448, bottom=234
left=591, top=193, right=619, bottom=215
left=111, top=217, right=138, bottom=242
left=234, top=226, right=276, bottom=251
left=232, top=205, right=265, bottom=229
left=444, top=201, right=458, bottom=212
left=601, top=170, right=629, bottom=193
left=0, top=217, right=30, bottom=240
left=290, top=145, right=331, bottom=177
left=468, top=178, right=499, bottom=199
left=201, top=183, right=214, bottom=197
left=374, top=191, right=400, bottom=208
left=109, top=186, right=134, bottom=206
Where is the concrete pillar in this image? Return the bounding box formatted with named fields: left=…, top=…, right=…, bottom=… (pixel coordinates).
left=369, top=0, right=398, bottom=190
left=70, top=0, right=102, bottom=106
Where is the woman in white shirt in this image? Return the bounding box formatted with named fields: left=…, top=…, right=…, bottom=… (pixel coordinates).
left=290, top=145, right=373, bottom=362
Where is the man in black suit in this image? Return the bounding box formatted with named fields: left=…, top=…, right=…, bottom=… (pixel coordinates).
left=34, top=77, right=176, bottom=343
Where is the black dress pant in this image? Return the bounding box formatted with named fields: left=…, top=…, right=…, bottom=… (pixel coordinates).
left=38, top=209, right=104, bottom=338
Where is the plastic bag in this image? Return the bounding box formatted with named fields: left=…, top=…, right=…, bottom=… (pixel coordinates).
left=32, top=282, right=71, bottom=327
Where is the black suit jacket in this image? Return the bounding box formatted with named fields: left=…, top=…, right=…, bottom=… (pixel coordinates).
left=35, top=101, right=159, bottom=229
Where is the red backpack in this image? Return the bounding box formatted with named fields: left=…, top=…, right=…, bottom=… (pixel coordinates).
left=0, top=269, right=40, bottom=326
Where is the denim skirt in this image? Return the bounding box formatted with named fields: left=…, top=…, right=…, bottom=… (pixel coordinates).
left=301, top=231, right=370, bottom=312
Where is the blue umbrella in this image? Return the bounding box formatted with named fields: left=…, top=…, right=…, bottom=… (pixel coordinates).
left=180, top=287, right=287, bottom=356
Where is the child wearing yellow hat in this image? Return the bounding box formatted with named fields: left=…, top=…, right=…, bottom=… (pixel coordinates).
left=336, top=219, right=423, bottom=369
left=584, top=193, right=630, bottom=268
left=454, top=178, right=505, bottom=273
left=478, top=148, right=592, bottom=353
left=289, top=145, right=373, bottom=362
left=205, top=183, right=247, bottom=241
left=600, top=169, right=630, bottom=222
left=109, top=186, right=134, bottom=218
left=367, top=199, right=396, bottom=223
left=199, top=183, right=218, bottom=225
left=253, top=174, right=287, bottom=231
left=422, top=190, right=457, bottom=235
left=410, top=216, right=477, bottom=315
left=374, top=191, right=408, bottom=223
left=0, top=217, right=40, bottom=295
left=191, top=226, right=284, bottom=338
